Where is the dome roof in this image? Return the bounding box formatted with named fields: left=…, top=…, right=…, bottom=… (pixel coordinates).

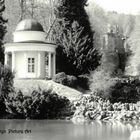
left=15, top=19, right=44, bottom=32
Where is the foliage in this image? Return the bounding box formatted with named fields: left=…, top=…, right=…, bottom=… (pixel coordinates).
left=54, top=0, right=100, bottom=76
left=55, top=0, right=90, bottom=29
left=86, top=2, right=108, bottom=51
left=90, top=68, right=140, bottom=102
left=53, top=72, right=67, bottom=85
left=101, top=50, right=119, bottom=74
left=5, top=0, right=56, bottom=42
left=54, top=21, right=100, bottom=76
left=0, top=63, right=14, bottom=97
left=66, top=75, right=78, bottom=88
left=90, top=68, right=118, bottom=99
left=106, top=12, right=135, bottom=37
left=125, top=16, right=140, bottom=76
left=0, top=95, right=6, bottom=118
left=0, top=0, right=7, bottom=63
left=53, top=72, right=78, bottom=88
left=111, top=76, right=140, bottom=103
left=72, top=94, right=140, bottom=122
left=101, top=29, right=126, bottom=75
left=101, top=13, right=135, bottom=75
left=86, top=2, right=108, bottom=35
left=0, top=63, right=14, bottom=118
left=86, top=3, right=136, bottom=75
left=5, top=89, right=72, bottom=119
left=77, top=75, right=89, bottom=90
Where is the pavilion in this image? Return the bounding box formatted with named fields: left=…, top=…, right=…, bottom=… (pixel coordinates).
left=4, top=19, right=57, bottom=79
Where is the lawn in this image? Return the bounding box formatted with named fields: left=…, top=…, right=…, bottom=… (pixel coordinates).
left=14, top=79, right=82, bottom=101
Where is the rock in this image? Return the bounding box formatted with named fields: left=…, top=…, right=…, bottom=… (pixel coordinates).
left=96, top=115, right=102, bottom=120
left=100, top=111, right=107, bottom=119
left=71, top=115, right=86, bottom=124
left=116, top=114, right=123, bottom=121
left=132, top=116, right=138, bottom=120
left=126, top=112, right=133, bottom=118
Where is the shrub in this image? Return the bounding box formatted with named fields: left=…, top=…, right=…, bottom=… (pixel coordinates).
left=77, top=75, right=89, bottom=90
left=66, top=75, right=78, bottom=88
left=0, top=63, right=14, bottom=97
left=111, top=76, right=140, bottom=103
left=5, top=89, right=72, bottom=119
left=90, top=69, right=118, bottom=99
left=90, top=69, right=140, bottom=103
left=0, top=95, right=6, bottom=118
left=53, top=72, right=90, bottom=89
left=0, top=63, right=14, bottom=118
left=53, top=72, right=67, bottom=85
left=53, top=72, right=78, bottom=88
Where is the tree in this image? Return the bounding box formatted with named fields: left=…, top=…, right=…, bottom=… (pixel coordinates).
left=18, top=0, right=26, bottom=20
left=4, top=0, right=57, bottom=42
left=55, top=21, right=100, bottom=76
left=5, top=0, right=24, bottom=42
left=0, top=0, right=7, bottom=63
left=54, top=0, right=100, bottom=76
left=125, top=16, right=140, bottom=76
left=85, top=2, right=108, bottom=56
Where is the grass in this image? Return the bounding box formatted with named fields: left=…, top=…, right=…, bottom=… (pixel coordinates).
left=14, top=79, right=82, bottom=101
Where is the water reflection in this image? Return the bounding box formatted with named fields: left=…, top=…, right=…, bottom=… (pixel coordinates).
left=0, top=120, right=139, bottom=140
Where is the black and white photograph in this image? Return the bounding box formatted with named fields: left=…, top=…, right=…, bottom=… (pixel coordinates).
left=0, top=0, right=140, bottom=140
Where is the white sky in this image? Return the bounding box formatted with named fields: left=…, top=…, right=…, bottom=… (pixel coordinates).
left=88, top=0, right=140, bottom=14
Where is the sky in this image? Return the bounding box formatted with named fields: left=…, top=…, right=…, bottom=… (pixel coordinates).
left=88, top=0, right=140, bottom=14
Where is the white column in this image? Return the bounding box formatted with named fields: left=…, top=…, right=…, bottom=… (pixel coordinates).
left=24, top=52, right=27, bottom=76
left=48, top=52, right=52, bottom=78
left=53, top=53, right=56, bottom=77
left=38, top=52, right=41, bottom=77
left=12, top=52, right=15, bottom=72
left=4, top=52, right=8, bottom=65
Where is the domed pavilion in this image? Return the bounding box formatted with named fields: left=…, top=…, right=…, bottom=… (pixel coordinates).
left=4, top=19, right=57, bottom=79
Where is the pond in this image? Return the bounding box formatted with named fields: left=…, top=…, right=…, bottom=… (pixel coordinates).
left=0, top=120, right=139, bottom=140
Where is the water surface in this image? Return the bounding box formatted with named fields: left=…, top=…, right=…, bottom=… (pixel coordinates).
left=0, top=120, right=139, bottom=140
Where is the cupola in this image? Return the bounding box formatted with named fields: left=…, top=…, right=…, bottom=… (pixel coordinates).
left=13, top=19, right=46, bottom=43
